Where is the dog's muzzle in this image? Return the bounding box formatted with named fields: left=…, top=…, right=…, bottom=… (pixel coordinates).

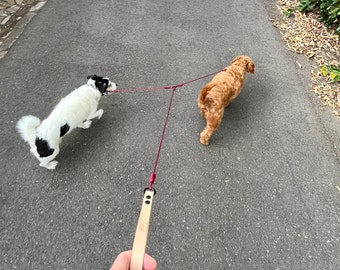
left=106, top=81, right=117, bottom=94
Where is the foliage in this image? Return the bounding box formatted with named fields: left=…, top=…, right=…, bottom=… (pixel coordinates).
left=298, top=0, right=318, bottom=12
left=320, top=65, right=340, bottom=81
left=284, top=8, right=296, bottom=17
left=298, top=0, right=340, bottom=33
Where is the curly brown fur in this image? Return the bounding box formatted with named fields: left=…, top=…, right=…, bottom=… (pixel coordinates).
left=197, top=55, right=255, bottom=145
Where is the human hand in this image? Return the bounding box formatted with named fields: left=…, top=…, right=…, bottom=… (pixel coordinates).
left=110, top=250, right=157, bottom=270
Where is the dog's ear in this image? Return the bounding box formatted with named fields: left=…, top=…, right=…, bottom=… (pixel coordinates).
left=95, top=79, right=109, bottom=95
left=87, top=75, right=108, bottom=94
left=232, top=56, right=255, bottom=74
left=246, top=60, right=255, bottom=74
left=87, top=75, right=98, bottom=80
left=87, top=75, right=105, bottom=81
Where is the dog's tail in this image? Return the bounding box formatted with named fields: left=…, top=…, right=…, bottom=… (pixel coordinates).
left=16, top=115, right=41, bottom=143
left=198, top=83, right=216, bottom=110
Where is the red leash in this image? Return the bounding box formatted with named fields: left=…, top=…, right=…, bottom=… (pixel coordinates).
left=110, top=68, right=226, bottom=190
left=109, top=68, right=226, bottom=94
left=148, top=85, right=177, bottom=191
left=123, top=68, right=226, bottom=269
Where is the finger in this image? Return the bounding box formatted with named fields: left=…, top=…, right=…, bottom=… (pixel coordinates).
left=110, top=251, right=131, bottom=270
left=142, top=253, right=157, bottom=270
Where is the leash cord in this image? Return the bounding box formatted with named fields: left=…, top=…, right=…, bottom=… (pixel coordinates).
left=111, top=68, right=227, bottom=190
left=109, top=68, right=226, bottom=93
left=129, top=68, right=227, bottom=269
left=148, top=86, right=177, bottom=191
left=147, top=69, right=227, bottom=191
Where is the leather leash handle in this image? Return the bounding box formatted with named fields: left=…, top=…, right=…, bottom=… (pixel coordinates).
left=130, top=189, right=155, bottom=270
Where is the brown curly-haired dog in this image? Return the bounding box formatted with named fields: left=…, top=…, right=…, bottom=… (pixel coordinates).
left=197, top=55, right=255, bottom=145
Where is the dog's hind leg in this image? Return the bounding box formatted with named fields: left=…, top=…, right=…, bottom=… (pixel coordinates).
left=200, top=108, right=224, bottom=145
left=40, top=160, right=58, bottom=170
left=38, top=147, right=60, bottom=169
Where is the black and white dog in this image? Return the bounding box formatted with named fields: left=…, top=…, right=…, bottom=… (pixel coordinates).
left=16, top=75, right=117, bottom=169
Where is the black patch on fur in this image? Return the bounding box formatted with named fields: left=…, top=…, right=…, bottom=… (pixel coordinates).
left=60, top=123, right=70, bottom=137
left=35, top=138, right=54, bottom=157
left=87, top=74, right=109, bottom=95
left=87, top=75, right=100, bottom=80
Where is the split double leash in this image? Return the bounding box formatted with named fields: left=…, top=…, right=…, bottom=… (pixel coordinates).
left=111, top=68, right=226, bottom=270
left=130, top=86, right=177, bottom=270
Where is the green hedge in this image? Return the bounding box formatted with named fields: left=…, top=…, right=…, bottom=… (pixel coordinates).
left=299, top=0, right=340, bottom=33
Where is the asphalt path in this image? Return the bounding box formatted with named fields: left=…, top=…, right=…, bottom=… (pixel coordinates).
left=1, top=0, right=340, bottom=269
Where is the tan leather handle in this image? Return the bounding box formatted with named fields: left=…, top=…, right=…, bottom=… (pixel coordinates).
left=130, top=189, right=155, bottom=270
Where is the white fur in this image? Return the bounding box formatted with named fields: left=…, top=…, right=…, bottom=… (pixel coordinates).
left=16, top=77, right=117, bottom=169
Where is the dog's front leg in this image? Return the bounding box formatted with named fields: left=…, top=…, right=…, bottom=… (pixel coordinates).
left=88, top=109, right=103, bottom=120
left=78, top=109, right=104, bottom=129
left=78, top=120, right=92, bottom=129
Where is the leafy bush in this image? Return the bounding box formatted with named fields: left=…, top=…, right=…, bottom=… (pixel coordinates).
left=298, top=0, right=318, bottom=12
left=298, top=0, right=340, bottom=33
left=320, top=65, right=340, bottom=82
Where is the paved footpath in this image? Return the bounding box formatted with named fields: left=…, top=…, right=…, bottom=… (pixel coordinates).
left=1, top=0, right=339, bottom=269
left=0, top=0, right=47, bottom=59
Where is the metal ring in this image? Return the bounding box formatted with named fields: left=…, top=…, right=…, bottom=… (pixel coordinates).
left=144, top=187, right=156, bottom=195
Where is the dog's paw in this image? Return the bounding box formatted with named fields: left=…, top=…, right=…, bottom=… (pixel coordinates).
left=200, top=137, right=210, bottom=146
left=97, top=109, right=103, bottom=119
left=40, top=160, right=58, bottom=170
left=200, top=132, right=211, bottom=146
left=80, top=120, right=92, bottom=129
